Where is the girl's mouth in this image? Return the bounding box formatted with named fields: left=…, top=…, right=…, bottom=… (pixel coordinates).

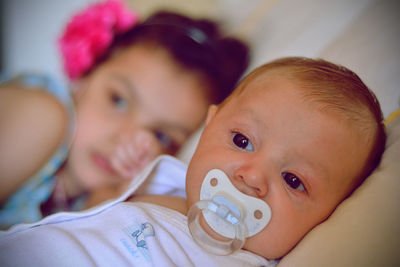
left=91, top=153, right=116, bottom=174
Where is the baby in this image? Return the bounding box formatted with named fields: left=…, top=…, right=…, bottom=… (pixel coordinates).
left=0, top=57, right=385, bottom=266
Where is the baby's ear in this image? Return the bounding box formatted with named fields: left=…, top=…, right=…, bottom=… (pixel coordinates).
left=205, top=105, right=218, bottom=125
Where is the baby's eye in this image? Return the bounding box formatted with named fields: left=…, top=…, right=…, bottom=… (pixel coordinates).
left=282, top=172, right=305, bottom=192
left=110, top=92, right=127, bottom=110
left=232, top=132, right=254, bottom=151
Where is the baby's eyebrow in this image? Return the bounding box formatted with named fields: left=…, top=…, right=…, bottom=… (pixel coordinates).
left=236, top=107, right=265, bottom=127
left=295, top=156, right=330, bottom=193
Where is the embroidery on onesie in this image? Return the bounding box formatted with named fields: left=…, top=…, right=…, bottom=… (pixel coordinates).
left=121, top=221, right=155, bottom=264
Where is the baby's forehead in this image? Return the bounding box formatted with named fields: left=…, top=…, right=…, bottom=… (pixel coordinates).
left=228, top=69, right=371, bottom=139
left=234, top=69, right=355, bottom=116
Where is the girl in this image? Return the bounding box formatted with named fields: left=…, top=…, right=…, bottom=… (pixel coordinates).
left=0, top=0, right=249, bottom=229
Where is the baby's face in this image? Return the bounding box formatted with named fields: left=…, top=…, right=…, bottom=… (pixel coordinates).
left=186, top=74, right=371, bottom=259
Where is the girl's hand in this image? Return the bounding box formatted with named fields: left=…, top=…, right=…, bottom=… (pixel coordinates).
left=110, top=130, right=162, bottom=179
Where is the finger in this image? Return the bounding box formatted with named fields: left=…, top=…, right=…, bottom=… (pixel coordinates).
left=111, top=147, right=136, bottom=179
left=133, top=130, right=162, bottom=165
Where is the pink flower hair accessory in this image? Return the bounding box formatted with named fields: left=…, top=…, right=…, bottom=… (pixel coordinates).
left=59, top=0, right=139, bottom=80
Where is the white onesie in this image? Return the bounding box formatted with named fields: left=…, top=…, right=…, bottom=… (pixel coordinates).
left=0, top=155, right=276, bottom=267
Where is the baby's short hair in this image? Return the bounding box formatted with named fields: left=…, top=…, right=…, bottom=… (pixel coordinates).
left=231, top=57, right=386, bottom=188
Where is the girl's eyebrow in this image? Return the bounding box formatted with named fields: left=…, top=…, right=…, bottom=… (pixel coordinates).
left=109, top=73, right=191, bottom=137
left=109, top=73, right=138, bottom=99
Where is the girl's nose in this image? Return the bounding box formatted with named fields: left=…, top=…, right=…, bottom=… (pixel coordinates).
left=118, top=122, right=139, bottom=139
left=233, top=164, right=268, bottom=198
left=118, top=126, right=161, bottom=153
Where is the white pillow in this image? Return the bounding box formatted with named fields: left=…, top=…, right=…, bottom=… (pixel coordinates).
left=278, top=114, right=400, bottom=267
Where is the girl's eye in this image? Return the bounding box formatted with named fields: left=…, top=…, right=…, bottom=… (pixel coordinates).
left=282, top=172, right=305, bottom=192
left=154, top=130, right=177, bottom=153
left=110, top=92, right=127, bottom=110
left=232, top=132, right=254, bottom=151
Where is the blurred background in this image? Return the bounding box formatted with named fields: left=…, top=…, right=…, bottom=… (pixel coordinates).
left=0, top=0, right=399, bottom=117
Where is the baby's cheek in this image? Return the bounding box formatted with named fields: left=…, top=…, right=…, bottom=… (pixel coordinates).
left=242, top=228, right=270, bottom=259
left=185, top=179, right=202, bottom=207
left=243, top=219, right=298, bottom=259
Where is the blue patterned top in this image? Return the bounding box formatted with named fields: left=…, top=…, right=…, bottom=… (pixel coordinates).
left=0, top=74, right=78, bottom=229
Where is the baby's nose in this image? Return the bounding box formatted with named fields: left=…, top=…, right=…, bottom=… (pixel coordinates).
left=233, top=165, right=268, bottom=198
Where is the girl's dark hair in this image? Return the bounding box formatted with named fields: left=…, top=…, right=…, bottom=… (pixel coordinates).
left=91, top=11, right=250, bottom=104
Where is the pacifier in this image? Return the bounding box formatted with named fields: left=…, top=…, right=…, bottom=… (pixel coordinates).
left=188, top=169, right=272, bottom=255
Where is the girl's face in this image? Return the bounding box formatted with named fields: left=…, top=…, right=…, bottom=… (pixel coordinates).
left=63, top=44, right=210, bottom=195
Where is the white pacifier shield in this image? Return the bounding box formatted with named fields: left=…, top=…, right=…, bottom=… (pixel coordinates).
left=200, top=169, right=271, bottom=239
